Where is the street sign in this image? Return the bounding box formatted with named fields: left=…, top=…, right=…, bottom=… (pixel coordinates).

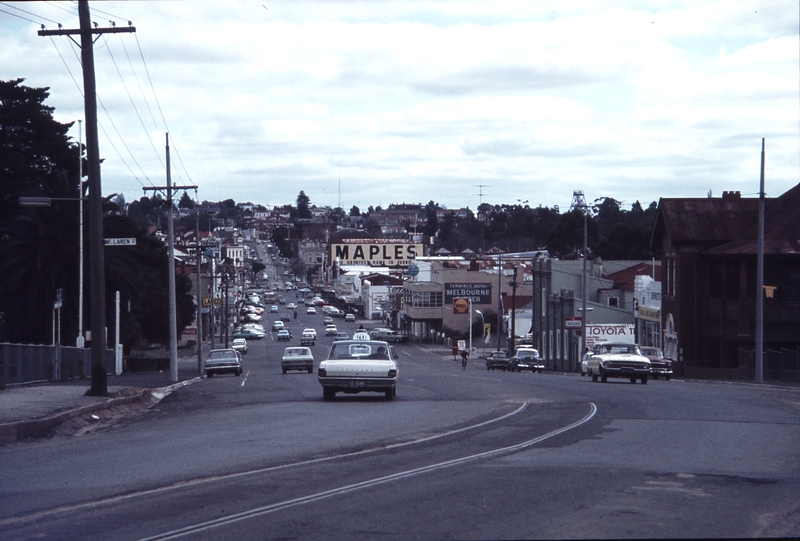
left=565, top=316, right=582, bottom=328
left=203, top=297, right=211, bottom=306
left=104, top=238, right=136, bottom=246
left=214, top=298, right=222, bottom=306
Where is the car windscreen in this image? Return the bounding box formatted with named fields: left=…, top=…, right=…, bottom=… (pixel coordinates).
left=329, top=342, right=390, bottom=360
left=208, top=350, right=236, bottom=359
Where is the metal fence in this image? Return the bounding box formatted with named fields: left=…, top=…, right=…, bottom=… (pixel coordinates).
left=0, top=343, right=113, bottom=387
left=739, top=347, right=800, bottom=383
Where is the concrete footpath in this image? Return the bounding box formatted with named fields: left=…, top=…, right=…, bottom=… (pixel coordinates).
left=0, top=368, right=202, bottom=446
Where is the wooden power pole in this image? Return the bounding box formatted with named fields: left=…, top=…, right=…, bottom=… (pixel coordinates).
left=39, top=1, right=135, bottom=396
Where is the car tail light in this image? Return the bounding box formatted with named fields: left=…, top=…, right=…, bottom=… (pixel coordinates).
left=318, top=367, right=327, bottom=377
left=388, top=368, right=397, bottom=378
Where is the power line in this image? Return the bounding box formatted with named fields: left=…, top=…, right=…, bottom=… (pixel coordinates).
left=0, top=6, right=40, bottom=24
left=0, top=2, right=61, bottom=25
left=102, top=34, right=165, bottom=172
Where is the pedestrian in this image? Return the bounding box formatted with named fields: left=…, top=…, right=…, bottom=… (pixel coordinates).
left=460, top=349, right=469, bottom=370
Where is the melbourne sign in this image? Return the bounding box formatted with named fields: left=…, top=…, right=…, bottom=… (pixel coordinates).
left=331, top=243, right=421, bottom=267
left=444, top=283, right=492, bottom=305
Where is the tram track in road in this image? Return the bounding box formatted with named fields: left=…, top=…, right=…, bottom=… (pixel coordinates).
left=136, top=401, right=597, bottom=541
left=0, top=401, right=596, bottom=541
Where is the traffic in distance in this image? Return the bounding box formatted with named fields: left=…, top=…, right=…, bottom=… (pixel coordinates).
left=218, top=242, right=674, bottom=397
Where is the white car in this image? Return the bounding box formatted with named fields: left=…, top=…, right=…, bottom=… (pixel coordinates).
left=324, top=324, right=338, bottom=336
left=300, top=329, right=316, bottom=346
left=281, top=346, right=314, bottom=374
left=231, top=338, right=248, bottom=354
left=318, top=340, right=398, bottom=400
left=586, top=342, right=651, bottom=384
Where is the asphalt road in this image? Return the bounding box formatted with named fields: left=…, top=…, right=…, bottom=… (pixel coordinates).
left=1, top=315, right=799, bottom=540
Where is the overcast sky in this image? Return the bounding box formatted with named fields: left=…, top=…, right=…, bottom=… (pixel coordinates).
left=2, top=1, right=798, bottom=213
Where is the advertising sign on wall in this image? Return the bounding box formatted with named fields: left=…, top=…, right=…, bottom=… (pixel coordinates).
left=331, top=243, right=422, bottom=267
left=444, top=283, right=492, bottom=304
left=585, top=324, right=636, bottom=349
left=453, top=298, right=469, bottom=314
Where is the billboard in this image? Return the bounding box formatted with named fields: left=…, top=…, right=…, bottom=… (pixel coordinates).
left=585, top=324, right=636, bottom=349
left=332, top=243, right=422, bottom=267
left=444, top=283, right=492, bottom=304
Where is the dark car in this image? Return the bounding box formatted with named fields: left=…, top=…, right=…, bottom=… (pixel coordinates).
left=640, top=346, right=673, bottom=380
left=280, top=313, right=291, bottom=322
left=510, top=348, right=544, bottom=373
left=486, top=350, right=512, bottom=371
left=205, top=348, right=243, bottom=377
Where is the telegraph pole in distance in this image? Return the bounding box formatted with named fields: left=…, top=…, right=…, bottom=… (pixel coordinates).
left=39, top=1, right=136, bottom=396
left=144, top=148, right=197, bottom=382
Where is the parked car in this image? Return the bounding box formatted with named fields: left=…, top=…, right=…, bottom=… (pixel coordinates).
left=276, top=329, right=291, bottom=341
left=586, top=342, right=651, bottom=384
left=233, top=327, right=265, bottom=340
left=318, top=339, right=398, bottom=400
left=281, top=346, right=314, bottom=374
left=301, top=329, right=317, bottom=346
left=581, top=351, right=592, bottom=376
left=486, top=350, right=512, bottom=371
left=369, top=329, right=407, bottom=342
left=231, top=338, right=248, bottom=354
left=205, top=349, right=243, bottom=377
left=344, top=313, right=356, bottom=323
left=325, top=324, right=338, bottom=336
left=510, top=348, right=543, bottom=373
left=640, top=346, right=673, bottom=380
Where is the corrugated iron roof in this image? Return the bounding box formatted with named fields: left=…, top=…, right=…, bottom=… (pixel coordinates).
left=705, top=183, right=800, bottom=255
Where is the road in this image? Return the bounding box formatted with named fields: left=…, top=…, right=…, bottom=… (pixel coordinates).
left=1, top=312, right=799, bottom=539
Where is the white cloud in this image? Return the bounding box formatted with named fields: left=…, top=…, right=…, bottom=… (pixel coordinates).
left=1, top=0, right=797, bottom=212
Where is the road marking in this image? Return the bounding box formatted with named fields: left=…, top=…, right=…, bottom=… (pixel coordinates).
left=241, top=371, right=250, bottom=387
left=0, top=402, right=531, bottom=528
left=140, top=403, right=598, bottom=541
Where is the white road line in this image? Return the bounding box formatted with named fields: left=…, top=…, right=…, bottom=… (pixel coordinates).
left=141, top=402, right=598, bottom=541
left=0, top=402, right=530, bottom=528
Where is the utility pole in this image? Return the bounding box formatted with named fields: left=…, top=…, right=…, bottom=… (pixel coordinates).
left=143, top=136, right=197, bottom=383
left=39, top=2, right=135, bottom=396
left=570, top=191, right=589, bottom=364
left=755, top=139, right=765, bottom=383
left=509, top=266, right=518, bottom=355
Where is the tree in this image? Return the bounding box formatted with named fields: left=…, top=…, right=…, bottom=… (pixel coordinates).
left=349, top=205, right=360, bottom=217
left=178, top=191, right=195, bottom=210
left=0, top=79, right=81, bottom=343
left=0, top=79, right=195, bottom=346
left=296, top=191, right=311, bottom=219
left=0, top=79, right=78, bottom=220
left=329, top=207, right=346, bottom=224
left=545, top=208, right=599, bottom=259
